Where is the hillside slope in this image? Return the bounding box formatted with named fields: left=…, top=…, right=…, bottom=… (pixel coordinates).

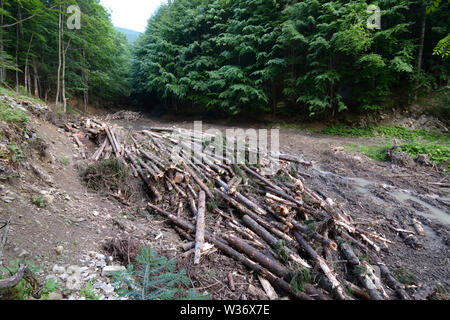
left=115, top=27, right=141, bottom=44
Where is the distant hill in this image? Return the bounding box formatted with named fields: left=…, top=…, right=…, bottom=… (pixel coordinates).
left=115, top=27, right=141, bottom=44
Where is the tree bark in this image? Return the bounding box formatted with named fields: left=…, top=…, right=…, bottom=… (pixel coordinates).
left=32, top=58, right=39, bottom=97
left=223, top=234, right=290, bottom=279
left=0, top=264, right=27, bottom=289
left=294, top=231, right=350, bottom=300
left=415, top=5, right=427, bottom=101
left=0, top=0, right=4, bottom=82
left=55, top=5, right=62, bottom=109
left=62, top=38, right=71, bottom=113
left=194, top=191, right=206, bottom=265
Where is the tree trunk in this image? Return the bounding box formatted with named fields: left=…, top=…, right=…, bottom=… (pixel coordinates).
left=32, top=58, right=39, bottom=97
left=415, top=6, right=427, bottom=101
left=15, top=7, right=22, bottom=92
left=0, top=0, right=5, bottom=83
left=55, top=5, right=62, bottom=109
left=62, top=38, right=71, bottom=113
left=146, top=202, right=313, bottom=300
left=24, top=34, right=34, bottom=94
left=193, top=191, right=206, bottom=265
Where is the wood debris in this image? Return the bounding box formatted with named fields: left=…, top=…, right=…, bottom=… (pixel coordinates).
left=70, top=122, right=414, bottom=301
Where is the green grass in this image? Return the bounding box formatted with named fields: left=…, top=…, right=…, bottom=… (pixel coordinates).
left=8, top=142, right=24, bottom=163
left=0, top=86, right=46, bottom=106
left=322, top=125, right=374, bottom=137
left=60, top=156, right=71, bottom=165
left=32, top=195, right=48, bottom=208
left=80, top=281, right=100, bottom=300
left=344, top=143, right=392, bottom=162
left=0, top=101, right=30, bottom=124
left=400, top=143, right=450, bottom=166
left=345, top=141, right=449, bottom=169
left=326, top=125, right=449, bottom=168
left=322, top=125, right=448, bottom=142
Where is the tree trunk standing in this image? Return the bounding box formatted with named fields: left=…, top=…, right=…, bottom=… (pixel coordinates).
left=62, top=38, right=71, bottom=113
left=32, top=58, right=39, bottom=97
left=15, top=7, right=22, bottom=92
left=24, top=34, right=34, bottom=94
left=82, top=49, right=89, bottom=115
left=55, top=5, right=62, bottom=110
left=0, top=0, right=5, bottom=83
left=415, top=6, right=427, bottom=101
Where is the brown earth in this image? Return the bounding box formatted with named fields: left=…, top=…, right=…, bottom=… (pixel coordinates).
left=1, top=104, right=449, bottom=300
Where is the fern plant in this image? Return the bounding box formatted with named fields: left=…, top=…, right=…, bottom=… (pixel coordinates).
left=109, top=246, right=210, bottom=300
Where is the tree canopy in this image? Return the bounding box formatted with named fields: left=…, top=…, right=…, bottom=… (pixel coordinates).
left=132, top=0, right=449, bottom=117
left=0, top=0, right=131, bottom=109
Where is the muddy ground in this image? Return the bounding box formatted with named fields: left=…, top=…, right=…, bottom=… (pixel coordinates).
left=1, top=104, right=449, bottom=300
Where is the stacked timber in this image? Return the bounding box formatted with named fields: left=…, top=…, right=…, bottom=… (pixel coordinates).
left=71, top=122, right=411, bottom=301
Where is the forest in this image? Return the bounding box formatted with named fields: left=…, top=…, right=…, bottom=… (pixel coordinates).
left=132, top=0, right=449, bottom=117
left=0, top=0, right=131, bottom=112
left=0, top=0, right=448, bottom=119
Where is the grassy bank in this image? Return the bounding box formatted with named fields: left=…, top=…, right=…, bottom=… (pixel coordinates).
left=322, top=125, right=449, bottom=170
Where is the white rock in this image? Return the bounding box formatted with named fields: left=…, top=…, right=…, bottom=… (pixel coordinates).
left=94, top=282, right=104, bottom=289
left=59, top=273, right=69, bottom=281
left=55, top=246, right=64, bottom=255
left=66, top=276, right=81, bottom=290
left=95, top=253, right=106, bottom=261
left=52, top=265, right=66, bottom=274
left=102, top=284, right=115, bottom=295
left=101, top=266, right=126, bottom=277
left=47, top=292, right=63, bottom=300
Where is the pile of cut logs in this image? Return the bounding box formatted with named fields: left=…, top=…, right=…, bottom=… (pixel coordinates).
left=67, top=119, right=414, bottom=300
left=105, top=110, right=142, bottom=121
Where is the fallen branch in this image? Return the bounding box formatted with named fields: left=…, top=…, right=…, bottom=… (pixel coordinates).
left=194, top=191, right=206, bottom=265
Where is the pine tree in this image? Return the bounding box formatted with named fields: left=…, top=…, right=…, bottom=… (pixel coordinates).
left=109, top=246, right=210, bottom=300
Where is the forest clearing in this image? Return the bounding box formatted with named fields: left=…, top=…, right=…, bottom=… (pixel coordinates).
left=0, top=0, right=449, bottom=304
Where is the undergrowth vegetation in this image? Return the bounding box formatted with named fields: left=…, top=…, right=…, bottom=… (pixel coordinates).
left=326, top=125, right=449, bottom=168
left=0, top=259, right=58, bottom=300
left=0, top=101, right=30, bottom=124
left=109, top=246, right=210, bottom=300
left=0, top=87, right=46, bottom=108
left=79, top=159, right=131, bottom=196
left=322, top=125, right=448, bottom=142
